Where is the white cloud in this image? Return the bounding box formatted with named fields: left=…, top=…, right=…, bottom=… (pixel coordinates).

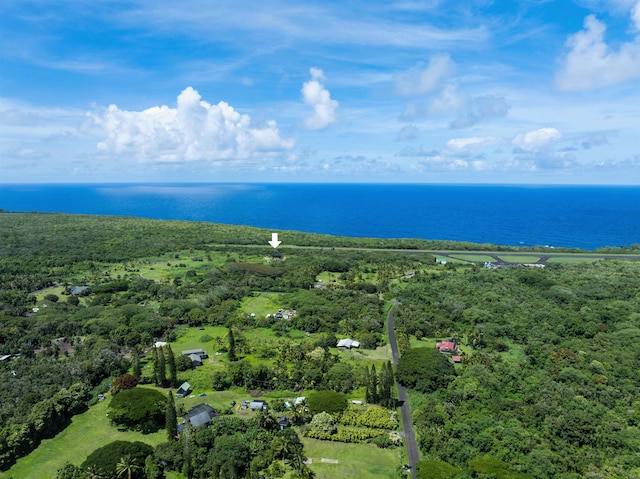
left=556, top=12, right=640, bottom=90
left=512, top=127, right=561, bottom=151
left=88, top=87, right=294, bottom=163
left=447, top=136, right=501, bottom=150
left=301, top=68, right=339, bottom=130
left=395, top=54, right=457, bottom=96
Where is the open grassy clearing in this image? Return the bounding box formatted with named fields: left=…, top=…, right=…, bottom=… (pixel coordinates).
left=546, top=256, right=601, bottom=264
left=2, top=395, right=165, bottom=479
left=448, top=254, right=496, bottom=263
left=241, top=293, right=282, bottom=317
left=301, top=437, right=400, bottom=478
left=497, top=255, right=541, bottom=263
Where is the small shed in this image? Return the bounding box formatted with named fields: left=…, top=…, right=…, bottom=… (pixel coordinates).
left=176, top=381, right=191, bottom=398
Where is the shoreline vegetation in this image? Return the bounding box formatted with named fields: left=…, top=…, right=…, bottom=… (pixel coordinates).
left=1, top=211, right=639, bottom=478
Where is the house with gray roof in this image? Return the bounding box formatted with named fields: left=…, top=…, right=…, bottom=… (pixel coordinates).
left=177, top=404, right=218, bottom=434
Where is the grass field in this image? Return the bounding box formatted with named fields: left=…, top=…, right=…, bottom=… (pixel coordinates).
left=2, top=396, right=166, bottom=479
left=497, top=255, right=541, bottom=263
left=448, top=254, right=496, bottom=263
left=301, top=437, right=401, bottom=478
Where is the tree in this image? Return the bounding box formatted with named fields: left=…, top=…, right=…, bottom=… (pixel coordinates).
left=108, top=387, right=167, bottom=433
left=415, top=459, right=462, bottom=479
left=132, top=350, right=141, bottom=380
left=228, top=328, right=237, bottom=362
left=166, top=344, right=177, bottom=387
left=307, top=390, right=348, bottom=415
left=115, top=454, right=143, bottom=479
left=364, top=366, right=372, bottom=403
left=111, top=374, right=138, bottom=396
left=370, top=364, right=379, bottom=404
left=82, top=441, right=152, bottom=478
left=396, top=347, right=455, bottom=393
left=166, top=391, right=178, bottom=441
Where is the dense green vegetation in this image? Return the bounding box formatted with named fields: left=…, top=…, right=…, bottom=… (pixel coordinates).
left=1, top=212, right=639, bottom=478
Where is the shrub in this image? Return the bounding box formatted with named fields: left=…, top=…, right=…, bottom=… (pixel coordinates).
left=340, top=405, right=397, bottom=429
left=307, top=390, right=348, bottom=415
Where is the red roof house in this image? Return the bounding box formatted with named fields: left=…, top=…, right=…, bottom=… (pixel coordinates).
left=436, top=341, right=457, bottom=353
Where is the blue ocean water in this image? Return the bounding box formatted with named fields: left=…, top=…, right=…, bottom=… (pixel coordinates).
left=1, top=183, right=639, bottom=250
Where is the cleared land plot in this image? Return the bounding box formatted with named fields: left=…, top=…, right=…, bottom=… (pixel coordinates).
left=302, top=437, right=399, bottom=479
left=448, top=254, right=496, bottom=263
left=497, top=255, right=541, bottom=263
left=241, top=293, right=282, bottom=317
left=2, top=397, right=165, bottom=479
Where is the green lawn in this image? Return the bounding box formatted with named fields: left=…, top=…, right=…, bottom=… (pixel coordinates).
left=2, top=397, right=166, bottom=479
left=301, top=437, right=401, bottom=478
left=241, top=293, right=282, bottom=317
left=497, top=255, right=541, bottom=263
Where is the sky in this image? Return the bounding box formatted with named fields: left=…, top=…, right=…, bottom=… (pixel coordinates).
left=1, top=0, right=640, bottom=184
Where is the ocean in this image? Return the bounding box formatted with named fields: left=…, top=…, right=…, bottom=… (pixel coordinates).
left=1, top=183, right=639, bottom=250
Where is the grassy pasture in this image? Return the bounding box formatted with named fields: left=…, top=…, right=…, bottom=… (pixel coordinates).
left=497, top=255, right=541, bottom=263
left=448, top=254, right=496, bottom=263
left=2, top=395, right=165, bottom=479
left=301, top=437, right=401, bottom=478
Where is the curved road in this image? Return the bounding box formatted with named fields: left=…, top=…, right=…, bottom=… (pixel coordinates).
left=388, top=302, right=419, bottom=478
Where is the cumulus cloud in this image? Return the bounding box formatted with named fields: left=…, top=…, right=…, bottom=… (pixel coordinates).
left=395, top=54, right=456, bottom=96
left=512, top=127, right=562, bottom=151
left=88, top=87, right=294, bottom=163
left=302, top=68, right=338, bottom=130
left=556, top=9, right=640, bottom=91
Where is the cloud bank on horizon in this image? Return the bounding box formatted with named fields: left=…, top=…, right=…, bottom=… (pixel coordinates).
left=1, top=0, right=639, bottom=184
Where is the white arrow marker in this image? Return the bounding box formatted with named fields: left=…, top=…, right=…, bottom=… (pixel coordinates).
left=268, top=232, right=282, bottom=249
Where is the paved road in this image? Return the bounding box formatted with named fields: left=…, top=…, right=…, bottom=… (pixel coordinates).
left=387, top=302, right=419, bottom=478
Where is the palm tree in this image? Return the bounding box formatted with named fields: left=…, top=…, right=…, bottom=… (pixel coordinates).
left=115, top=454, right=142, bottom=479
left=85, top=465, right=106, bottom=479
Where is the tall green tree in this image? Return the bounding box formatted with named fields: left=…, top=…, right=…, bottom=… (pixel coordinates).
left=228, top=328, right=237, bottom=362
left=166, top=391, right=178, bottom=441
left=166, top=344, right=177, bottom=387
left=370, top=364, right=379, bottom=404
left=364, top=365, right=372, bottom=403
left=132, top=349, right=141, bottom=380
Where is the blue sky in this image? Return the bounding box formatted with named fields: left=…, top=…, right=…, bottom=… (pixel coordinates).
left=1, top=0, right=639, bottom=184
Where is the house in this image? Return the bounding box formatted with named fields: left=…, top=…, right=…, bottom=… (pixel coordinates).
left=176, top=381, right=191, bottom=398
left=436, top=340, right=457, bottom=353
left=451, top=356, right=463, bottom=363
left=177, top=403, right=218, bottom=434
left=66, top=286, right=89, bottom=296
left=181, top=349, right=207, bottom=368
left=250, top=400, right=268, bottom=411
left=188, top=353, right=203, bottom=367
left=278, top=416, right=290, bottom=430
left=337, top=338, right=360, bottom=350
